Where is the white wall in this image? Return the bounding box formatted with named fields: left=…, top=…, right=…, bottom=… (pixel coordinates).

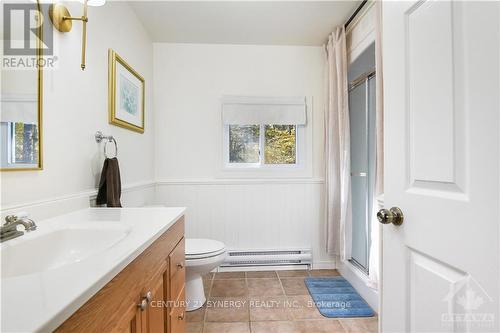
left=153, top=43, right=334, bottom=267
left=0, top=3, right=155, bottom=215
left=154, top=43, right=325, bottom=179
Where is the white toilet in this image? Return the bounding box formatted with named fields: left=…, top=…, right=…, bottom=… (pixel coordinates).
left=185, top=238, right=226, bottom=311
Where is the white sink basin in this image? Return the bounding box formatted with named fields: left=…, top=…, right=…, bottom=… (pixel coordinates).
left=1, top=226, right=130, bottom=278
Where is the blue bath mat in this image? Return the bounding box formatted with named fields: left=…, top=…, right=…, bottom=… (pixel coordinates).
left=305, top=276, right=375, bottom=318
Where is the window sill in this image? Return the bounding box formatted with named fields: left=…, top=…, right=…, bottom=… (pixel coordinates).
left=223, top=163, right=304, bottom=170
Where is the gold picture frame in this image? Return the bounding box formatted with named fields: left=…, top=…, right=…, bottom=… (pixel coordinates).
left=108, top=49, right=145, bottom=133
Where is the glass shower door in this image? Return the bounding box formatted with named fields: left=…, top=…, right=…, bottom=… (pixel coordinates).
left=349, top=73, right=376, bottom=273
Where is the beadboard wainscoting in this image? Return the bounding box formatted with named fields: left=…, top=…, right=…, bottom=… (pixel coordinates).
left=154, top=179, right=335, bottom=268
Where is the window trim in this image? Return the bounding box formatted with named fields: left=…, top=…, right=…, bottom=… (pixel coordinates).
left=223, top=123, right=304, bottom=170
left=8, top=122, right=15, bottom=164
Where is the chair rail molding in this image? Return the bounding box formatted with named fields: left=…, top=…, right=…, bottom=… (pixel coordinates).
left=0, top=181, right=156, bottom=220
left=156, top=178, right=325, bottom=186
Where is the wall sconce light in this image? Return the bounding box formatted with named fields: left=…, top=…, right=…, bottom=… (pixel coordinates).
left=49, top=0, right=105, bottom=70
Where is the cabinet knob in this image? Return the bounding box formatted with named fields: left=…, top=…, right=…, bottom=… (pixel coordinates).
left=145, top=291, right=153, bottom=302
left=177, top=262, right=184, bottom=269
left=138, top=291, right=152, bottom=311
left=178, top=312, right=185, bottom=320
left=138, top=298, right=148, bottom=311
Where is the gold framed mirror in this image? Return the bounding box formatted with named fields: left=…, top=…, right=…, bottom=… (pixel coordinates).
left=1, top=1, right=43, bottom=171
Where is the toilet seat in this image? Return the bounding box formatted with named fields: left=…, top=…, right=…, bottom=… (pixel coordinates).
left=186, top=249, right=226, bottom=260
left=185, top=239, right=225, bottom=260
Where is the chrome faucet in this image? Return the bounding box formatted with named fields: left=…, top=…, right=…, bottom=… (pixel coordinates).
left=0, top=214, right=37, bottom=242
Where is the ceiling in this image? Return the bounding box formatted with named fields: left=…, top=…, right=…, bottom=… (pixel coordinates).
left=129, top=1, right=360, bottom=46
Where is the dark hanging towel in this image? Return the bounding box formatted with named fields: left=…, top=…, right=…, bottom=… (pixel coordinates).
left=96, top=157, right=122, bottom=207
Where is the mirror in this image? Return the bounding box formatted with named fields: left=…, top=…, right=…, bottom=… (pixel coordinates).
left=1, top=1, right=43, bottom=171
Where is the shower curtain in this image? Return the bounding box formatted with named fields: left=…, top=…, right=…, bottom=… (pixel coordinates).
left=367, top=0, right=384, bottom=289
left=324, top=26, right=352, bottom=259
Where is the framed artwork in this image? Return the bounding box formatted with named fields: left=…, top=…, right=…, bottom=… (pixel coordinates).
left=108, top=49, right=145, bottom=133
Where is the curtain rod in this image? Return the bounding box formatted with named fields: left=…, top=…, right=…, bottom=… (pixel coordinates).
left=344, top=0, right=368, bottom=29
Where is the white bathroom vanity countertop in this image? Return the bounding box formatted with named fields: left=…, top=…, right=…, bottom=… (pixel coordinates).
left=0, top=207, right=186, bottom=333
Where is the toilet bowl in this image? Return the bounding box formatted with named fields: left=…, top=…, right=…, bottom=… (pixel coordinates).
left=185, top=238, right=226, bottom=311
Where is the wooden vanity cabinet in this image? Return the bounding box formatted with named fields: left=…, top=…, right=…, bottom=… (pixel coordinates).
left=56, top=217, right=186, bottom=333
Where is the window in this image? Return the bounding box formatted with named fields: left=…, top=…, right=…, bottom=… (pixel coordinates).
left=227, top=124, right=297, bottom=166
left=222, top=96, right=306, bottom=169
left=265, top=125, right=296, bottom=164
left=0, top=122, right=39, bottom=166
left=229, top=125, right=260, bottom=163
left=12, top=122, right=38, bottom=164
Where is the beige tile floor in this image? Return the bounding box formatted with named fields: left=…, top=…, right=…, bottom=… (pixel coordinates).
left=186, top=269, right=378, bottom=333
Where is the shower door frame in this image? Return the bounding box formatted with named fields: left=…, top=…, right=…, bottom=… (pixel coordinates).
left=348, top=68, right=376, bottom=274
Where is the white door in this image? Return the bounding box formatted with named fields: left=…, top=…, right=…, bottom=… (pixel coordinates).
left=382, top=1, right=499, bottom=332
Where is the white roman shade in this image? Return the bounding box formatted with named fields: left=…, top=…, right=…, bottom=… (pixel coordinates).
left=222, top=96, right=306, bottom=125
left=1, top=95, right=38, bottom=124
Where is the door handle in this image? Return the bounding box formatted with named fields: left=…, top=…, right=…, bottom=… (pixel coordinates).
left=377, top=207, right=404, bottom=226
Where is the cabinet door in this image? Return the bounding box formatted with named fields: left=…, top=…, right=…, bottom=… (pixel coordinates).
left=168, top=238, right=185, bottom=281
left=168, top=288, right=186, bottom=333
left=144, top=274, right=166, bottom=333
left=166, top=239, right=186, bottom=333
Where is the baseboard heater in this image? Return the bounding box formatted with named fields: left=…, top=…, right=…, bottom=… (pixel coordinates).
left=221, top=249, right=312, bottom=268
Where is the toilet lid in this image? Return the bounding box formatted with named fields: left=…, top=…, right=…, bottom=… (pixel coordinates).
left=185, top=239, right=225, bottom=257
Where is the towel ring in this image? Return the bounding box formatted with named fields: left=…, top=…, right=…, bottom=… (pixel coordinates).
left=104, top=137, right=118, bottom=159
left=95, top=131, right=118, bottom=159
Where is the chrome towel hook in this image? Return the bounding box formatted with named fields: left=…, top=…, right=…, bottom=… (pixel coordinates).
left=95, top=131, right=118, bottom=159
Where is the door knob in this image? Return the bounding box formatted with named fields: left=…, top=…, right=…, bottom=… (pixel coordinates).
left=377, top=207, right=404, bottom=226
